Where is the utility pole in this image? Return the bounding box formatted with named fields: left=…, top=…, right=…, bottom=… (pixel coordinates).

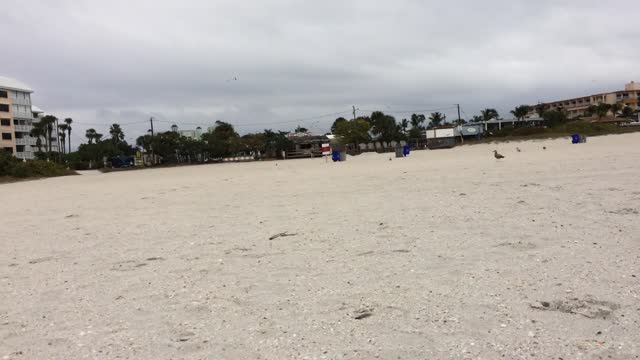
left=149, top=117, right=155, bottom=165
left=352, top=105, right=357, bottom=121
left=454, top=104, right=464, bottom=144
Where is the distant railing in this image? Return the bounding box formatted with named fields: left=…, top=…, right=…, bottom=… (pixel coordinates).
left=14, top=124, right=32, bottom=132
left=11, top=97, right=31, bottom=106
left=15, top=138, right=36, bottom=146
left=12, top=110, right=33, bottom=119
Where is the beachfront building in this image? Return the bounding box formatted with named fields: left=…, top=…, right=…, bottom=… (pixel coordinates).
left=0, top=76, right=59, bottom=160
left=531, top=81, right=640, bottom=120
left=0, top=77, right=59, bottom=160
left=285, top=132, right=329, bottom=158
left=170, top=124, right=203, bottom=140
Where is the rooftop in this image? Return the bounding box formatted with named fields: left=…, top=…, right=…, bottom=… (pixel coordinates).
left=0, top=76, right=34, bottom=93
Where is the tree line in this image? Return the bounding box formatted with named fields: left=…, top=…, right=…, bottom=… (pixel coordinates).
left=26, top=102, right=637, bottom=169
left=132, top=121, right=295, bottom=164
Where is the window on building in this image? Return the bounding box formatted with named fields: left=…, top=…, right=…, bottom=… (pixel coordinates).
left=1, top=119, right=10, bottom=126
left=16, top=145, right=25, bottom=152
left=2, top=133, right=12, bottom=140
left=0, top=104, right=9, bottom=112
left=0, top=90, right=7, bottom=98
left=2, top=147, right=13, bottom=154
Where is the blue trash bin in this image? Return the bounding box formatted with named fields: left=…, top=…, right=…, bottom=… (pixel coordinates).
left=332, top=150, right=341, bottom=162
left=571, top=134, right=580, bottom=144
left=403, top=145, right=411, bottom=156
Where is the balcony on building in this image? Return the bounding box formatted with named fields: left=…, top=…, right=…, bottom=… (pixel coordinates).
left=14, top=112, right=32, bottom=119
left=11, top=96, right=31, bottom=106
left=15, top=137, right=36, bottom=146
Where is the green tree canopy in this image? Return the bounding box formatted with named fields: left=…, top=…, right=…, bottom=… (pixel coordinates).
left=331, top=117, right=348, bottom=133
left=610, top=103, right=622, bottom=119
left=333, top=118, right=371, bottom=145
left=481, top=108, right=499, bottom=122
left=542, top=110, right=568, bottom=128
left=595, top=103, right=611, bottom=120
left=400, top=119, right=409, bottom=134
left=428, top=112, right=446, bottom=129
left=511, top=105, right=531, bottom=121
left=621, top=105, right=635, bottom=119
left=370, top=111, right=399, bottom=142
left=109, top=123, right=125, bottom=143
left=85, top=128, right=98, bottom=144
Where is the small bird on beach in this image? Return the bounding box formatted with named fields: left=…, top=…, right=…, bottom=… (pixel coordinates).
left=516, top=147, right=521, bottom=152
left=543, top=146, right=547, bottom=150
left=494, top=150, right=505, bottom=159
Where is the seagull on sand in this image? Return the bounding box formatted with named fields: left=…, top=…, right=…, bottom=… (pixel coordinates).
left=516, top=147, right=521, bottom=152
left=543, top=146, right=547, bottom=150
left=494, top=150, right=505, bottom=159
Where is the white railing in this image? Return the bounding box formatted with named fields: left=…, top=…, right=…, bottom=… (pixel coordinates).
left=15, top=138, right=36, bottom=146
left=12, top=110, right=33, bottom=119
left=11, top=97, right=31, bottom=106
left=14, top=124, right=32, bottom=132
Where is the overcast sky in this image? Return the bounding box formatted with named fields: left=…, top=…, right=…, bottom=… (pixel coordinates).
left=2, top=0, right=639, bottom=144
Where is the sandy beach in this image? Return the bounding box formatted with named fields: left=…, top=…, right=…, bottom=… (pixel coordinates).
left=1, top=133, right=639, bottom=359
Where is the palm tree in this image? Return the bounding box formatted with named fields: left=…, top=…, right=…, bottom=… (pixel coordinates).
left=400, top=119, right=409, bottom=134
left=94, top=133, right=103, bottom=143
left=40, top=115, right=57, bottom=153
left=510, top=105, right=531, bottom=127
left=109, top=123, right=125, bottom=143
left=610, top=103, right=622, bottom=119
left=85, top=128, right=97, bottom=144
left=428, top=112, right=446, bottom=128
left=58, top=124, right=68, bottom=154
left=471, top=115, right=483, bottom=123
left=586, top=105, right=598, bottom=117
left=410, top=114, right=426, bottom=130
left=481, top=109, right=499, bottom=122
left=595, top=103, right=611, bottom=121
left=30, top=122, right=45, bottom=153
left=535, top=104, right=548, bottom=118
left=621, top=105, right=634, bottom=119
left=64, top=118, right=73, bottom=153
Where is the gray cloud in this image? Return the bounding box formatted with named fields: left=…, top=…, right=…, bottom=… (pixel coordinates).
left=2, top=0, right=639, bottom=142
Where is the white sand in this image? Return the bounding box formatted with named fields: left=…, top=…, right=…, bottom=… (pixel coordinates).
left=1, top=133, right=639, bottom=359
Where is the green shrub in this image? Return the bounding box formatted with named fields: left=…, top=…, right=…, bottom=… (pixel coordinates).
left=0, top=150, right=19, bottom=176
left=9, top=162, right=33, bottom=178
left=510, top=127, right=549, bottom=136
left=560, top=122, right=617, bottom=135
left=0, top=151, right=76, bottom=180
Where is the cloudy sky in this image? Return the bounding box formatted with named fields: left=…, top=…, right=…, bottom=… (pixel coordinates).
left=2, top=0, right=639, bottom=144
